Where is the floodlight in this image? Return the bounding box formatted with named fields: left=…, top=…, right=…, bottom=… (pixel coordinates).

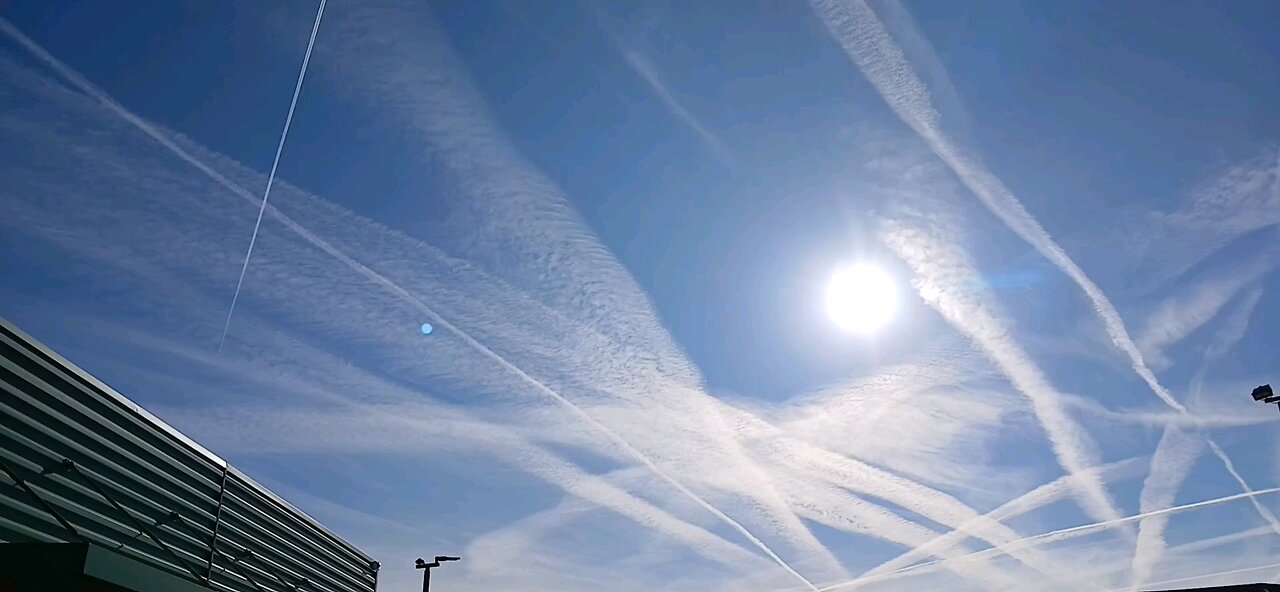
left=415, top=554, right=460, bottom=591
left=1252, top=384, right=1274, bottom=401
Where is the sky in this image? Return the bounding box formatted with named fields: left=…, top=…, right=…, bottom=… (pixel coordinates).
left=2, top=1, right=1280, bottom=590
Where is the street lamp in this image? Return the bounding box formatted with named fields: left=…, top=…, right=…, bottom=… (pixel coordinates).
left=415, top=555, right=460, bottom=592
left=1252, top=384, right=1277, bottom=412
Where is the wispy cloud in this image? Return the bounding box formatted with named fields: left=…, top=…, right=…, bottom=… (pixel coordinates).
left=306, top=5, right=858, bottom=584
left=0, top=21, right=822, bottom=588
left=586, top=1, right=739, bottom=168
left=809, top=0, right=1279, bottom=553
left=1060, top=394, right=1270, bottom=430
left=860, top=0, right=971, bottom=140
left=879, top=200, right=1124, bottom=527
left=770, top=345, right=1021, bottom=494
left=739, top=412, right=1072, bottom=586
left=1137, top=244, right=1278, bottom=367
left=970, top=486, right=1280, bottom=568
left=857, top=457, right=1147, bottom=587
left=163, top=403, right=767, bottom=569
left=808, top=0, right=1170, bottom=417
left=821, top=486, right=1280, bottom=592
left=0, top=67, right=1049, bottom=585
left=0, top=12, right=860, bottom=587
left=1050, top=523, right=1278, bottom=589
left=1126, top=560, right=1280, bottom=592
left=781, top=478, right=1024, bottom=591
left=1189, top=286, right=1265, bottom=407
left=1128, top=426, right=1207, bottom=590
left=1127, top=283, right=1275, bottom=591
left=617, top=48, right=739, bottom=168
left=58, top=313, right=764, bottom=575
left=1139, top=149, right=1280, bottom=286
left=1202, top=287, right=1265, bottom=363
left=5, top=4, right=1278, bottom=591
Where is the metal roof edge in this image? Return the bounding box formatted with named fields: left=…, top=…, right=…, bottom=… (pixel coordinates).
left=0, top=316, right=228, bottom=468
left=1, top=316, right=374, bottom=565
left=228, top=466, right=376, bottom=564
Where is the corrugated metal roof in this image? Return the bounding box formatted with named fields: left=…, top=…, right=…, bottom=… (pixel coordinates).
left=0, top=317, right=379, bottom=592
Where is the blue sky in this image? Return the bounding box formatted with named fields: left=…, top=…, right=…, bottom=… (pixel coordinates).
left=3, top=1, right=1280, bottom=590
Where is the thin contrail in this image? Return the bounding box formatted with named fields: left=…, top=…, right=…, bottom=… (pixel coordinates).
left=858, top=458, right=1145, bottom=585
left=881, top=211, right=1124, bottom=528
left=1139, top=242, right=1279, bottom=363
left=745, top=377, right=1073, bottom=586
left=585, top=0, right=739, bottom=169
left=766, top=434, right=1077, bottom=586
left=815, top=486, right=1280, bottom=592
left=809, top=0, right=1280, bottom=549
left=0, top=19, right=818, bottom=589
left=1131, top=294, right=1266, bottom=592
left=217, top=0, right=327, bottom=351
left=1057, top=524, right=1277, bottom=588
left=1107, top=561, right=1280, bottom=592
left=1129, top=427, right=1205, bottom=590
left=781, top=478, right=1026, bottom=591
left=622, top=49, right=738, bottom=167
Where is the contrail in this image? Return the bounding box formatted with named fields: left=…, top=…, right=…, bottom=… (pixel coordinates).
left=218, top=0, right=327, bottom=351
left=767, top=435, right=1078, bottom=586
left=620, top=49, right=738, bottom=167
left=1201, top=286, right=1265, bottom=362
left=218, top=405, right=768, bottom=569
left=1129, top=292, right=1266, bottom=592
left=782, top=481, right=1024, bottom=591
left=1069, top=524, right=1280, bottom=588
left=316, top=2, right=844, bottom=582
left=1138, top=242, right=1280, bottom=364
left=809, top=0, right=1279, bottom=543
left=1128, top=427, right=1205, bottom=590
left=1061, top=394, right=1269, bottom=430
left=816, top=486, right=1280, bottom=592
left=585, top=0, right=739, bottom=168
left=858, top=458, right=1146, bottom=586
left=1188, top=286, right=1265, bottom=406
left=0, top=19, right=819, bottom=589
left=881, top=208, right=1125, bottom=528
left=730, top=353, right=1059, bottom=585
left=727, top=388, right=1082, bottom=588
left=1108, top=561, right=1280, bottom=592
left=66, top=308, right=763, bottom=569
left=985, top=487, right=1280, bottom=560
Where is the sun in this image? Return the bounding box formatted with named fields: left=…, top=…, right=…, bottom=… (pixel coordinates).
left=825, top=263, right=899, bottom=334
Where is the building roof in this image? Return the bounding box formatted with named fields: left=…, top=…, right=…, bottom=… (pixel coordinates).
left=0, top=317, right=379, bottom=592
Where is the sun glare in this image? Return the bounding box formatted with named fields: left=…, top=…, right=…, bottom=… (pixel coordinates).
left=825, top=264, right=898, bottom=334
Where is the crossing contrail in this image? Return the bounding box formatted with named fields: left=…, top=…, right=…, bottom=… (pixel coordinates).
left=0, top=16, right=820, bottom=589
left=809, top=0, right=1280, bottom=556
left=816, top=486, right=1280, bottom=591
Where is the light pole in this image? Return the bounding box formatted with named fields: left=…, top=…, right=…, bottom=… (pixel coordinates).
left=415, top=555, right=460, bottom=592
left=1252, top=384, right=1277, bottom=412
